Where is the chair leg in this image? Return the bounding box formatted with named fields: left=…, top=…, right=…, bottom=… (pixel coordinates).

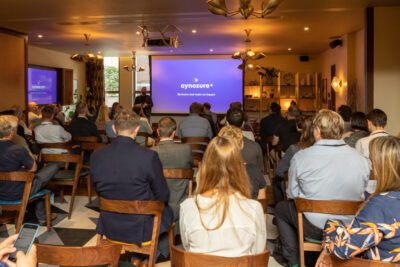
left=59, top=186, right=64, bottom=203
left=15, top=204, right=27, bottom=233
left=168, top=225, right=175, bottom=263
left=86, top=175, right=92, bottom=204
left=298, top=212, right=305, bottom=267
left=45, top=194, right=51, bottom=232
left=68, top=179, right=80, bottom=219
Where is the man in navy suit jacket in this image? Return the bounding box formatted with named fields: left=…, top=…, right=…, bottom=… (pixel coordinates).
left=90, top=109, right=173, bottom=257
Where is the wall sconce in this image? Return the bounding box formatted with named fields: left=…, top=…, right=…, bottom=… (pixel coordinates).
left=331, top=76, right=342, bottom=91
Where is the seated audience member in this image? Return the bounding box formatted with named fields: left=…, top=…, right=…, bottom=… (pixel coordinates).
left=105, top=104, right=123, bottom=138
left=273, top=117, right=315, bottom=204
left=151, top=117, right=193, bottom=214
left=356, top=109, right=388, bottom=158
left=27, top=102, right=41, bottom=127
left=0, top=111, right=30, bottom=152
left=274, top=109, right=370, bottom=267
left=338, top=105, right=353, bottom=134
left=260, top=103, right=285, bottom=151
left=0, top=115, right=58, bottom=225
left=316, top=136, right=400, bottom=266
left=12, top=105, right=32, bottom=136
left=177, top=102, right=212, bottom=139
left=69, top=102, right=100, bottom=140
left=132, top=104, right=153, bottom=146
left=95, top=104, right=110, bottom=131
left=0, top=234, right=37, bottom=267
left=34, top=105, right=72, bottom=154
left=343, top=112, right=369, bottom=147
left=90, top=109, right=173, bottom=258
left=199, top=104, right=217, bottom=137
left=224, top=108, right=266, bottom=199
left=180, top=136, right=266, bottom=256
left=272, top=107, right=301, bottom=152
left=203, top=102, right=217, bottom=124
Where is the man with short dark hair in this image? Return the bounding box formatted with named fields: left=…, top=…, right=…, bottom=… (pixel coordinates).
left=177, top=102, right=212, bottom=139
left=69, top=103, right=100, bottom=139
left=272, top=107, right=301, bottom=152
left=274, top=109, right=370, bottom=267
left=260, top=102, right=285, bottom=151
left=0, top=115, right=58, bottom=225
left=151, top=117, right=193, bottom=214
left=356, top=109, right=388, bottom=158
left=226, top=108, right=266, bottom=199
left=90, top=109, right=173, bottom=258
left=35, top=105, right=71, bottom=154
left=203, top=102, right=217, bottom=124
left=338, top=105, right=353, bottom=133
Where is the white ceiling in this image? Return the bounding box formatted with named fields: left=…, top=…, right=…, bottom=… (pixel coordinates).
left=0, top=0, right=399, bottom=56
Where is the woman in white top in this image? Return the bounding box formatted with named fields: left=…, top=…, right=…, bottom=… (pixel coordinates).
left=180, top=136, right=266, bottom=257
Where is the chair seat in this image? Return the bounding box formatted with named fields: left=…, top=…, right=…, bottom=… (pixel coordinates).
left=0, top=189, right=51, bottom=205
left=304, top=237, right=322, bottom=244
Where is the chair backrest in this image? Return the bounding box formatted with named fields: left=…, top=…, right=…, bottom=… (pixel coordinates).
left=0, top=172, right=34, bottom=204
left=72, top=136, right=100, bottom=143
left=171, top=245, right=270, bottom=267
left=331, top=254, right=400, bottom=267
left=181, top=137, right=210, bottom=144
left=80, top=142, right=108, bottom=152
left=188, top=143, right=208, bottom=152
left=38, top=142, right=74, bottom=162
left=36, top=243, right=122, bottom=267
left=137, top=132, right=149, bottom=138
left=294, top=198, right=364, bottom=215
left=41, top=153, right=83, bottom=173
left=163, top=169, right=194, bottom=197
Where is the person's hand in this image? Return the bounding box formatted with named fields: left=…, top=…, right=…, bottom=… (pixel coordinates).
left=315, top=249, right=332, bottom=267
left=142, top=103, right=148, bottom=108
left=15, top=245, right=37, bottom=267
left=0, top=234, right=17, bottom=266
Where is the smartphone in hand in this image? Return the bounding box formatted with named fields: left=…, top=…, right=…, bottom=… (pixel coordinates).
left=8, top=223, right=40, bottom=262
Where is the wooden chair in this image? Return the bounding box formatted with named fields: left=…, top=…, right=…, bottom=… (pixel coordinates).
left=36, top=243, right=122, bottom=267
left=181, top=137, right=210, bottom=144
left=170, top=245, right=270, bottom=267
left=264, top=136, right=274, bottom=177
left=137, top=132, right=150, bottom=146
left=72, top=136, right=100, bottom=143
left=274, top=144, right=283, bottom=173
left=108, top=137, right=115, bottom=143
left=80, top=142, right=108, bottom=204
left=98, top=129, right=107, bottom=136
left=331, top=254, right=400, bottom=267
left=42, top=153, right=83, bottom=219
left=163, top=169, right=195, bottom=197
left=181, top=137, right=209, bottom=168
left=38, top=142, right=75, bottom=165
left=294, top=198, right=364, bottom=267
left=0, top=172, right=51, bottom=232
left=97, top=197, right=172, bottom=267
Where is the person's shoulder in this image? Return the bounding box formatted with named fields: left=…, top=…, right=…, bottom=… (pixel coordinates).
left=243, top=137, right=259, bottom=149
left=181, top=197, right=196, bottom=210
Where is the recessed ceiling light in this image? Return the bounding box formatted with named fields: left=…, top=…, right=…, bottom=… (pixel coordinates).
left=192, top=29, right=197, bottom=34
left=37, top=34, right=43, bottom=38
left=288, top=48, right=292, bottom=51
left=136, top=31, right=140, bottom=35
left=209, top=48, right=214, bottom=52
left=304, top=27, right=310, bottom=31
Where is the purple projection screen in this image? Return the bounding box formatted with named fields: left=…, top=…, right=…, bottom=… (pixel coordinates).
left=151, top=57, right=243, bottom=113
left=28, top=67, right=57, bottom=104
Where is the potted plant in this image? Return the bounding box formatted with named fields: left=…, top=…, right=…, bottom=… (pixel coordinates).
left=258, top=67, right=279, bottom=85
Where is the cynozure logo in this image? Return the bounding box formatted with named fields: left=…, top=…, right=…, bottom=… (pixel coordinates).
left=181, top=78, right=213, bottom=90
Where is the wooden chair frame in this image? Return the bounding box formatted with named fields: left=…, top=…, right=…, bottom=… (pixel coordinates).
left=0, top=172, right=51, bottom=232
left=294, top=198, right=364, bottom=267
left=181, top=138, right=209, bottom=168
left=72, top=136, right=100, bottom=143
left=170, top=245, right=270, bottom=267
left=163, top=169, right=195, bottom=197
left=181, top=137, right=210, bottom=144
left=97, top=197, right=171, bottom=267
left=42, top=153, right=83, bottom=219
left=36, top=243, right=122, bottom=267
left=331, top=254, right=400, bottom=267
left=38, top=142, right=74, bottom=163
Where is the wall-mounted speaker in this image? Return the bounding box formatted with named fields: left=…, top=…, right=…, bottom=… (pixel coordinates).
left=300, top=55, right=309, bottom=62
left=329, top=39, right=343, bottom=49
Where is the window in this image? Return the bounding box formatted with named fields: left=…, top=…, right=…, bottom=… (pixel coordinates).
left=134, top=55, right=150, bottom=101
left=104, top=57, right=119, bottom=107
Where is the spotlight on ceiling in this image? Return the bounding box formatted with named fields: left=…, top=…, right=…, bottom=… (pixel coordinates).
left=207, top=0, right=283, bottom=19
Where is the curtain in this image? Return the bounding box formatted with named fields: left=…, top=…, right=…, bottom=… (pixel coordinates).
left=85, top=57, right=104, bottom=113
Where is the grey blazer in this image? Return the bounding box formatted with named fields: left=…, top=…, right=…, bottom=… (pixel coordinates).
left=151, top=140, right=194, bottom=209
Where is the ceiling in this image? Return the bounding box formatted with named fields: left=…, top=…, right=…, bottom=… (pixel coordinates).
left=1, top=0, right=399, bottom=56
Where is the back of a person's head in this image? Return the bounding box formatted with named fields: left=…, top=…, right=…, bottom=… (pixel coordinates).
left=313, top=109, right=344, bottom=140
left=287, top=107, right=301, bottom=119
left=114, top=109, right=139, bottom=135
left=367, top=109, right=387, bottom=128
left=0, top=115, right=18, bottom=138
left=203, top=102, right=211, bottom=111
left=189, top=102, right=202, bottom=114
left=132, top=104, right=141, bottom=115
left=370, top=136, right=400, bottom=193
left=229, top=102, right=242, bottom=110
left=96, top=104, right=110, bottom=125
left=226, top=108, right=244, bottom=128
left=41, top=105, right=55, bottom=120
left=110, top=102, right=121, bottom=120
left=270, top=102, right=281, bottom=114
left=75, top=102, right=87, bottom=115
left=158, top=117, right=177, bottom=137
left=218, top=125, right=243, bottom=148
left=338, top=105, right=352, bottom=122
left=350, top=112, right=368, bottom=131
left=298, top=117, right=315, bottom=149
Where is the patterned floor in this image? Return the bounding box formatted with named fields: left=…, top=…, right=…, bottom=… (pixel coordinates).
left=1, top=195, right=283, bottom=267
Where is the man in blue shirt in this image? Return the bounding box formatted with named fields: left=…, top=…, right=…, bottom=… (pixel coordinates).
left=177, top=102, right=213, bottom=139
left=274, top=109, right=370, bottom=267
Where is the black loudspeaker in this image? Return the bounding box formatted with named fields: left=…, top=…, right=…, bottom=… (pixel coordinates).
left=300, top=56, right=309, bottom=62
left=329, top=39, right=343, bottom=49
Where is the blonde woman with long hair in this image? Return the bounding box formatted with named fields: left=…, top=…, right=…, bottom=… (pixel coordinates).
left=180, top=136, right=266, bottom=257
left=316, top=136, right=400, bottom=266
left=95, top=104, right=110, bottom=130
